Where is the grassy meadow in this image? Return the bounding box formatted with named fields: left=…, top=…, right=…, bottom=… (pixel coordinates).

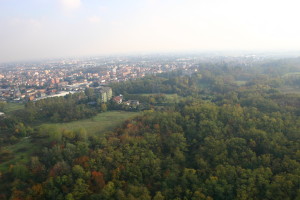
left=140, top=93, right=182, bottom=103
left=3, top=102, right=24, bottom=114
left=0, top=137, right=38, bottom=171
left=42, top=111, right=141, bottom=135
left=0, top=111, right=141, bottom=171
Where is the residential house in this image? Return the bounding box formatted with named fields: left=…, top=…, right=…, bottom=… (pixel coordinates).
left=113, top=95, right=123, bottom=104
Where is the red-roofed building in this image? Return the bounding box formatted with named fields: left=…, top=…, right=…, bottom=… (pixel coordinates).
left=113, top=95, right=123, bottom=104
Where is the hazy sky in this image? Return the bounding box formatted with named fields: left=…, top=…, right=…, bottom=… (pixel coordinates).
left=1, top=0, right=300, bottom=62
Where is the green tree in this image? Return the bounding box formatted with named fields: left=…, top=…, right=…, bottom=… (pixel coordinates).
left=100, top=103, right=107, bottom=112
left=72, top=165, right=86, bottom=179
left=153, top=191, right=165, bottom=200
left=72, top=178, right=91, bottom=200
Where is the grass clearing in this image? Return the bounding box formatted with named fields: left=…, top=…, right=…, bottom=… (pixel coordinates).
left=0, top=137, right=38, bottom=171
left=3, top=102, right=24, bottom=113
left=278, top=86, right=300, bottom=94
left=164, top=94, right=182, bottom=103
left=139, top=93, right=182, bottom=103
left=282, top=72, right=300, bottom=78
left=41, top=111, right=141, bottom=136
left=0, top=111, right=141, bottom=172
left=235, top=81, right=247, bottom=86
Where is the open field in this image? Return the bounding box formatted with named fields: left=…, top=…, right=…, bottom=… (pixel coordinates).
left=282, top=72, right=300, bottom=78
left=278, top=86, right=300, bottom=94
left=3, top=103, right=24, bottom=113
left=139, top=93, right=182, bottom=103
left=0, top=137, right=38, bottom=171
left=160, top=93, right=181, bottom=103
left=235, top=81, right=247, bottom=86
left=0, top=111, right=141, bottom=172
left=40, top=111, right=141, bottom=136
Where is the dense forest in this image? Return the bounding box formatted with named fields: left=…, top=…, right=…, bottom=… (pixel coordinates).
left=0, top=58, right=300, bottom=200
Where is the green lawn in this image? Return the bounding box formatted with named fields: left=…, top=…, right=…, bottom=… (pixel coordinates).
left=139, top=93, right=182, bottom=103
left=282, top=72, right=300, bottom=78
left=3, top=102, right=24, bottom=113
left=0, top=137, right=38, bottom=171
left=278, top=86, right=300, bottom=94
left=235, top=81, right=247, bottom=86
left=163, top=94, right=181, bottom=103
left=42, top=111, right=141, bottom=136
left=0, top=111, right=141, bottom=172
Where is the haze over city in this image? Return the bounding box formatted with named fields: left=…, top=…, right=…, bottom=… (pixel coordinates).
left=1, top=0, right=300, bottom=63
left=1, top=0, right=300, bottom=199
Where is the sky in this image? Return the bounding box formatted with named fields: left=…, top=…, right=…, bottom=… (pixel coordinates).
left=0, top=0, right=300, bottom=62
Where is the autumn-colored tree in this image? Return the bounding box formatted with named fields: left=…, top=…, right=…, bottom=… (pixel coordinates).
left=91, top=171, right=106, bottom=192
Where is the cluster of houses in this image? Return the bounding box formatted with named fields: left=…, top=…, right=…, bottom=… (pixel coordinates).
left=113, top=95, right=140, bottom=107
left=0, top=84, right=139, bottom=104
left=0, top=80, right=94, bottom=102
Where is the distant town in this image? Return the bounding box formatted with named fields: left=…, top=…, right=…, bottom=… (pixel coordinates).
left=0, top=54, right=274, bottom=102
